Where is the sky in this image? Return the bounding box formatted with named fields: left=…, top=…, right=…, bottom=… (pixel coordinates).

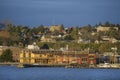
left=0, top=0, right=120, bottom=27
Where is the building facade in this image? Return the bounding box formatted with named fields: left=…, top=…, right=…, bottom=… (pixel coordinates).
left=19, top=49, right=96, bottom=66
left=20, top=49, right=62, bottom=64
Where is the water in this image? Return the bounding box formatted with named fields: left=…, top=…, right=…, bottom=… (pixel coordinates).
left=0, top=66, right=120, bottom=80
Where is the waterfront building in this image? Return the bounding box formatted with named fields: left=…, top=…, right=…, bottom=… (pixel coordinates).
left=88, top=54, right=96, bottom=64
left=77, top=54, right=88, bottom=65
left=20, top=49, right=62, bottom=64
left=19, top=49, right=97, bottom=66
left=0, top=47, right=3, bottom=56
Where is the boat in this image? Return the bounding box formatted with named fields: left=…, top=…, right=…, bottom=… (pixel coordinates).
left=17, top=64, right=24, bottom=68
left=110, top=64, right=120, bottom=68
left=97, top=63, right=111, bottom=68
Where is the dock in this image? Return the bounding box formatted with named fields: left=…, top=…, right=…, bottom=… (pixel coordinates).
left=0, top=62, right=19, bottom=66
left=18, top=63, right=67, bottom=68
left=1, top=62, right=120, bottom=69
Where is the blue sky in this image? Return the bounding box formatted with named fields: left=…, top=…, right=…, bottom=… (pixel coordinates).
left=0, top=0, right=120, bottom=27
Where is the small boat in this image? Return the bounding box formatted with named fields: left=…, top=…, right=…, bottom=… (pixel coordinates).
left=110, top=64, right=120, bottom=68
left=33, top=63, right=39, bottom=65
left=65, top=65, right=73, bottom=68
left=17, top=64, right=24, bottom=68
left=97, top=63, right=111, bottom=68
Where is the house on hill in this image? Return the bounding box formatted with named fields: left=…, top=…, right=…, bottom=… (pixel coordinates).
left=50, top=25, right=64, bottom=32
left=41, top=35, right=56, bottom=43
left=96, top=26, right=118, bottom=32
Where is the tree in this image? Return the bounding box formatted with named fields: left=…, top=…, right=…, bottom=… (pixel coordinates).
left=40, top=44, right=49, bottom=49
left=104, top=21, right=110, bottom=27
left=64, top=35, right=74, bottom=41
left=70, top=27, right=79, bottom=39
left=99, top=43, right=114, bottom=53
left=37, top=25, right=45, bottom=33
left=0, top=49, right=13, bottom=62
left=60, top=24, right=64, bottom=30
left=0, top=23, right=5, bottom=30
left=98, top=22, right=102, bottom=26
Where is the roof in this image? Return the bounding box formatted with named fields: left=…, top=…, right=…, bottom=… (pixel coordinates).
left=23, top=49, right=62, bottom=54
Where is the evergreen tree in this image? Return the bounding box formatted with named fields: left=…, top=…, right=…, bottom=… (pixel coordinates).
left=70, top=27, right=79, bottom=39
left=104, top=21, right=110, bottom=27
left=0, top=49, right=13, bottom=62
left=64, top=35, right=74, bottom=41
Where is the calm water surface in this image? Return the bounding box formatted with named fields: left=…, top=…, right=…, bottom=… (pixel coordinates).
left=0, top=66, right=120, bottom=80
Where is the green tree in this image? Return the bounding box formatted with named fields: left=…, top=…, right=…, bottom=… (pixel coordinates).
left=37, top=25, right=45, bottom=33
left=64, top=35, right=74, bottom=41
left=99, top=43, right=114, bottom=53
left=104, top=21, right=110, bottom=27
left=60, top=24, right=64, bottom=30
left=70, top=27, right=79, bottom=39
left=98, top=22, right=102, bottom=26
left=0, top=49, right=13, bottom=62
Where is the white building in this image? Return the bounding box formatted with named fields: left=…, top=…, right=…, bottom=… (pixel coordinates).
left=27, top=43, right=39, bottom=50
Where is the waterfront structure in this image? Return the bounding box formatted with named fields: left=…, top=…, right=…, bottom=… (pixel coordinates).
left=19, top=49, right=96, bottom=66
left=88, top=54, right=96, bottom=64
left=20, top=49, right=62, bottom=64
left=0, top=47, right=3, bottom=56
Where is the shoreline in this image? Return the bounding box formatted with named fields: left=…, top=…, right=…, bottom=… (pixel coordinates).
left=0, top=62, right=19, bottom=66
left=0, top=62, right=120, bottom=69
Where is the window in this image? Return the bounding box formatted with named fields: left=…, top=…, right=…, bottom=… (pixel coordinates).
left=82, top=57, right=87, bottom=61
left=39, top=55, right=42, bottom=57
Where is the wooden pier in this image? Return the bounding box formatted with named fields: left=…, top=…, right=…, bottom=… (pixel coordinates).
left=0, top=62, right=19, bottom=66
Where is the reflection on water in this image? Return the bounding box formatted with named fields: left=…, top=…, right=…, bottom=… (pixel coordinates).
left=0, top=66, right=120, bottom=80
